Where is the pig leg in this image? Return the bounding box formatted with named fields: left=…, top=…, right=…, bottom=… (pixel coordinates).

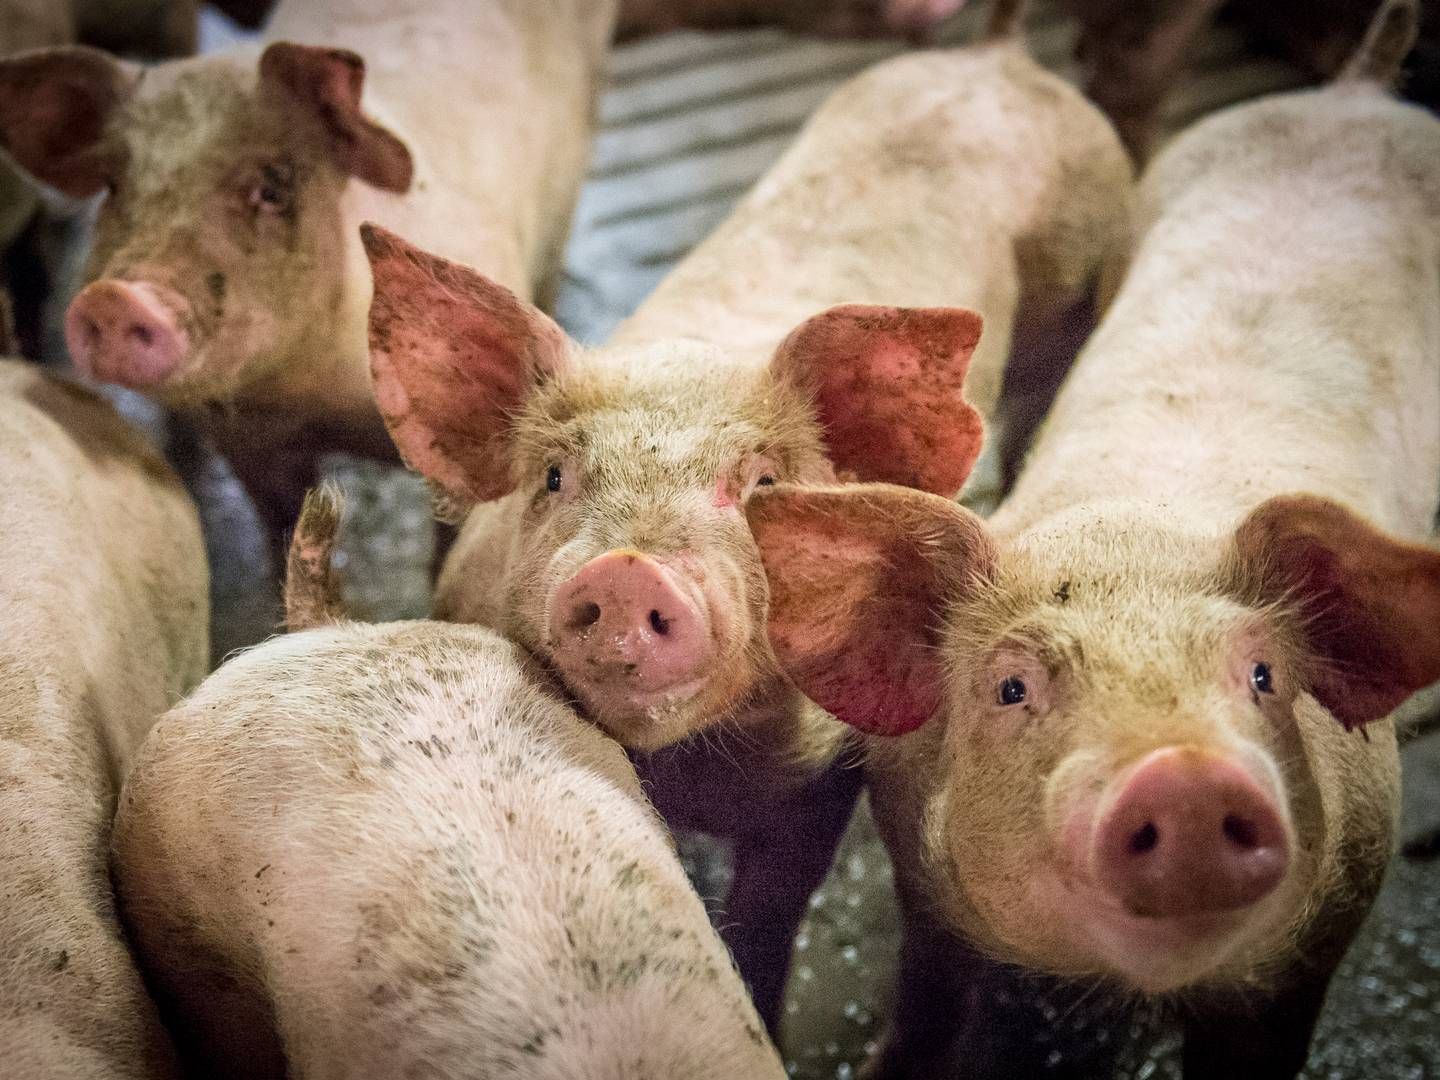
left=862, top=914, right=986, bottom=1080
left=867, top=910, right=1120, bottom=1079
left=723, top=761, right=864, bottom=1034
left=1067, top=0, right=1226, bottom=162
left=203, top=412, right=322, bottom=573
left=1181, top=974, right=1332, bottom=1080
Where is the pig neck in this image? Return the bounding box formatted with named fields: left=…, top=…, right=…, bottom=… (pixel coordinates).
left=991, top=88, right=1440, bottom=547
left=247, top=0, right=618, bottom=414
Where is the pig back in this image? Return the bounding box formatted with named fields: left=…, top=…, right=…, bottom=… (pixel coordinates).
left=112, top=620, right=784, bottom=1080
left=0, top=359, right=206, bottom=1079
left=997, top=85, right=1440, bottom=541
left=0, top=360, right=208, bottom=762
left=612, top=42, right=1132, bottom=419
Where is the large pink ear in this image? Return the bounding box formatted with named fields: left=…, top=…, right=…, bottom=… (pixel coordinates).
left=362, top=223, right=571, bottom=512
left=1232, top=494, right=1440, bottom=730
left=259, top=43, right=413, bottom=193
left=0, top=46, right=137, bottom=198
left=746, top=483, right=994, bottom=735
left=771, top=304, right=985, bottom=497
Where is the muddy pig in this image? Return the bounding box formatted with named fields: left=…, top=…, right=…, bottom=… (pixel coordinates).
left=0, top=359, right=207, bottom=1079
left=362, top=0, right=1131, bottom=1033
left=0, top=0, right=618, bottom=565
left=747, top=3, right=1440, bottom=1076
left=618, top=0, right=967, bottom=38
left=109, top=488, right=786, bottom=1080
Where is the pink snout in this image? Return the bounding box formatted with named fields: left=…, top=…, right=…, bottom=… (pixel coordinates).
left=883, top=0, right=966, bottom=33
left=549, top=551, right=714, bottom=700
left=66, top=280, right=189, bottom=388
left=1094, top=748, right=1289, bottom=919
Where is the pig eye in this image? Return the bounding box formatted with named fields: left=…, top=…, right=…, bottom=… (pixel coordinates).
left=997, top=676, right=1027, bottom=706
left=756, top=474, right=776, bottom=487
left=1250, top=662, right=1274, bottom=696
left=545, top=464, right=563, bottom=493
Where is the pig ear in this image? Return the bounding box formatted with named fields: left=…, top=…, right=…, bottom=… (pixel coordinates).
left=0, top=46, right=137, bottom=198
left=259, top=43, right=413, bottom=193
left=746, top=483, right=995, bottom=735
left=1232, top=494, right=1440, bottom=730
left=771, top=304, right=986, bottom=496
left=362, top=223, right=571, bottom=513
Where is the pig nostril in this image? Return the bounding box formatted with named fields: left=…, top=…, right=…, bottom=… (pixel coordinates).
left=1223, top=814, right=1259, bottom=849
left=128, top=324, right=155, bottom=348
left=1128, top=822, right=1159, bottom=855
left=567, top=601, right=601, bottom=631
left=648, top=610, right=670, bottom=636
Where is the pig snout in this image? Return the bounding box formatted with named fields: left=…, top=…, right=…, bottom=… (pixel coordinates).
left=1093, top=748, right=1289, bottom=919
left=883, top=0, right=966, bottom=33
left=66, top=280, right=190, bottom=388
left=549, top=551, right=715, bottom=701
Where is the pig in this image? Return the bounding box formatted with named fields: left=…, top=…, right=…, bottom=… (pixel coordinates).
left=745, top=2, right=1440, bottom=1076
left=108, top=487, right=787, bottom=1080
left=0, top=0, right=619, bottom=566
left=1, top=0, right=77, bottom=361
left=617, top=0, right=967, bottom=39
left=362, top=0, right=1132, bottom=1032
left=0, top=358, right=207, bottom=1078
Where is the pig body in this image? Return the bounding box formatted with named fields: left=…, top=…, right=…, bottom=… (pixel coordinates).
left=0, top=359, right=207, bottom=1078
left=111, top=617, right=786, bottom=1080
left=368, top=2, right=1130, bottom=1033
left=0, top=0, right=617, bottom=561
left=749, top=5, right=1440, bottom=1076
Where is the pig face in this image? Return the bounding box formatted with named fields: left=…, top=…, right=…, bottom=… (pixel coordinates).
left=0, top=45, right=411, bottom=405
left=363, top=226, right=986, bottom=750
left=748, top=486, right=1440, bottom=992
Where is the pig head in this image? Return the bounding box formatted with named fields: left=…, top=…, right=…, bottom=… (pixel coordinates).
left=617, top=0, right=967, bottom=39
left=0, top=43, right=411, bottom=405
left=363, top=224, right=986, bottom=751
left=747, top=484, right=1437, bottom=993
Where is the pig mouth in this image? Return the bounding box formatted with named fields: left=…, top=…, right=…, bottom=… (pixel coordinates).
left=1027, top=868, right=1275, bottom=994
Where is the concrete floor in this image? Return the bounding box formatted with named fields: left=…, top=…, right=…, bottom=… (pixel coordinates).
left=147, top=5, right=1440, bottom=1077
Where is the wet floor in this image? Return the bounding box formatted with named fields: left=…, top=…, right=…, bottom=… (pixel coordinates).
left=115, top=5, right=1440, bottom=1077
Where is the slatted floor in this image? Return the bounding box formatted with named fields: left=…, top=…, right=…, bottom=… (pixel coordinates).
left=183, top=6, right=1440, bottom=1078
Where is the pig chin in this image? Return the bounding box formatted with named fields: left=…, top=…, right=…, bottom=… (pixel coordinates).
left=1029, top=870, right=1292, bottom=994
left=553, top=652, right=758, bottom=753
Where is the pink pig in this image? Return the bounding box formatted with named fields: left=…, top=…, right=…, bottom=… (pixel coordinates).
left=0, top=0, right=619, bottom=564
left=747, top=2, right=1440, bottom=1075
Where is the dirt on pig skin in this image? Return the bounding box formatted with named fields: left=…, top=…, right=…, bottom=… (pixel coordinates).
left=0, top=360, right=206, bottom=1079
left=0, top=0, right=619, bottom=567
left=112, top=620, right=786, bottom=1080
